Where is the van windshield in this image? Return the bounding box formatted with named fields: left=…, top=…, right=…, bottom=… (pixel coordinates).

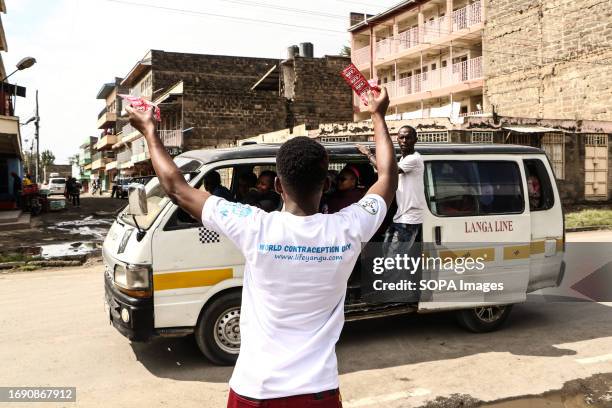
left=118, top=158, right=202, bottom=230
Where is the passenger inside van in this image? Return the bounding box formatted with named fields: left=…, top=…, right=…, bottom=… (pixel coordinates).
left=235, top=172, right=257, bottom=202
left=244, top=170, right=281, bottom=212
left=203, top=170, right=233, bottom=201
left=526, top=167, right=542, bottom=209
left=324, top=165, right=366, bottom=214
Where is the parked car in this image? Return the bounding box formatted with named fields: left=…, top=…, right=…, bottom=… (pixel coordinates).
left=46, top=177, right=66, bottom=195
left=113, top=178, right=131, bottom=199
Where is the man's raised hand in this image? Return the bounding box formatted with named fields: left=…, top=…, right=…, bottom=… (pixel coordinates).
left=125, top=105, right=156, bottom=137
left=367, top=87, right=390, bottom=117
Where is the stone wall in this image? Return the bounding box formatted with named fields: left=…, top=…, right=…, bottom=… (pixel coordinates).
left=289, top=56, right=354, bottom=129
left=484, top=0, right=612, bottom=121
left=145, top=50, right=353, bottom=149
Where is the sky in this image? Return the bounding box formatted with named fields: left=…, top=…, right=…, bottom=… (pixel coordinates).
left=2, top=0, right=398, bottom=163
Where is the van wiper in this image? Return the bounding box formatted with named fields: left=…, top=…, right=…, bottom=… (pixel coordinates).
left=132, top=215, right=146, bottom=242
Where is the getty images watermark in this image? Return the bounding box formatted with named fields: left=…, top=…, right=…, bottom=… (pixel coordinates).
left=370, top=251, right=504, bottom=293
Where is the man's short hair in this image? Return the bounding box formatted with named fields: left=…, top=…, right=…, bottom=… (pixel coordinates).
left=204, top=170, right=221, bottom=187
left=259, top=170, right=277, bottom=180
left=399, top=125, right=417, bottom=139
left=276, top=136, right=329, bottom=199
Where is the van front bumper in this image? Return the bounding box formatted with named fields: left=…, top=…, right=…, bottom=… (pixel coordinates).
left=104, top=271, right=154, bottom=342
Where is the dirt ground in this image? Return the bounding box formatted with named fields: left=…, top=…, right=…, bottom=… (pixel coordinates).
left=0, top=193, right=126, bottom=257
left=422, top=373, right=612, bottom=407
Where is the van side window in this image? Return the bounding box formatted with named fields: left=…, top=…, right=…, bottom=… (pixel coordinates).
left=164, top=167, right=234, bottom=231
left=524, top=159, right=555, bottom=211
left=425, top=161, right=524, bottom=217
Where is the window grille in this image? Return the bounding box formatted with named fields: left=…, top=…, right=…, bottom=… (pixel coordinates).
left=541, top=132, right=565, bottom=179
left=418, top=131, right=450, bottom=143
left=471, top=131, right=494, bottom=144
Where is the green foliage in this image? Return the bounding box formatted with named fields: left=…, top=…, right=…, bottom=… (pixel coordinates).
left=340, top=45, right=351, bottom=57
left=566, top=209, right=612, bottom=229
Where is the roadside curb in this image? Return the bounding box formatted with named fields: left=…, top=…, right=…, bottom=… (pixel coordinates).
left=566, top=225, right=612, bottom=232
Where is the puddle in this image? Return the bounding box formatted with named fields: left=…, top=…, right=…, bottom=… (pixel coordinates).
left=40, top=242, right=99, bottom=259
left=48, top=217, right=113, bottom=241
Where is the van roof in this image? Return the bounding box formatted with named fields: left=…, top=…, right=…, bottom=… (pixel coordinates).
left=179, top=142, right=545, bottom=165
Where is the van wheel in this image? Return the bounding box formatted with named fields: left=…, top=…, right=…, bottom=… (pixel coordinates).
left=456, top=305, right=512, bottom=333
left=195, top=291, right=241, bottom=365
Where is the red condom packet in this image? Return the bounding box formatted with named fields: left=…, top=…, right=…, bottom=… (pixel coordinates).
left=340, top=63, right=380, bottom=106
left=119, top=94, right=161, bottom=122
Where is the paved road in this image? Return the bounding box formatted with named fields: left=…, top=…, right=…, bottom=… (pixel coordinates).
left=0, top=231, right=611, bottom=407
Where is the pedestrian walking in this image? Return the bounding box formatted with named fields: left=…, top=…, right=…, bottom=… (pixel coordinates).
left=126, top=88, right=398, bottom=407
left=70, top=177, right=81, bottom=207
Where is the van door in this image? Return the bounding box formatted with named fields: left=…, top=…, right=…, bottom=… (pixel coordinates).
left=524, top=156, right=564, bottom=290
left=419, top=156, right=531, bottom=311
left=151, top=165, right=245, bottom=328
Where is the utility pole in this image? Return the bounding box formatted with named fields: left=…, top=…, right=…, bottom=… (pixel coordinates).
left=34, top=90, right=40, bottom=184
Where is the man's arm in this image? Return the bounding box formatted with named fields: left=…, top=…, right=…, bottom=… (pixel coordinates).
left=126, top=106, right=210, bottom=220
left=357, top=144, right=406, bottom=174
left=364, top=88, right=398, bottom=207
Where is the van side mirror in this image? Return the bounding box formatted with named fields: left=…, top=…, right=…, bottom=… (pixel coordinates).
left=127, top=184, right=148, bottom=216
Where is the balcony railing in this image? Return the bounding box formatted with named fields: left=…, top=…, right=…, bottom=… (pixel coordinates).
left=453, top=1, right=482, bottom=31
left=369, top=56, right=482, bottom=108
left=92, top=151, right=115, bottom=162
left=98, top=106, right=108, bottom=119
left=159, top=129, right=183, bottom=148
left=132, top=138, right=147, bottom=156
left=117, top=148, right=133, bottom=164
left=372, top=1, right=482, bottom=62
left=352, top=45, right=371, bottom=68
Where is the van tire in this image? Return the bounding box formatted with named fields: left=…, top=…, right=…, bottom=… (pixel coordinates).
left=456, top=305, right=512, bottom=333
left=195, top=291, right=241, bottom=366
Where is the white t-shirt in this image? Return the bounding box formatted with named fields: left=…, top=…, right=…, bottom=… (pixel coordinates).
left=394, top=152, right=426, bottom=224
left=201, top=194, right=387, bottom=399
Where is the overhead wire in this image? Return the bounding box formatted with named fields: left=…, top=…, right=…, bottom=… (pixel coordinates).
left=105, top=0, right=612, bottom=68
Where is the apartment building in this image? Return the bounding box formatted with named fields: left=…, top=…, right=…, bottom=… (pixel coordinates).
left=103, top=47, right=353, bottom=179
left=93, top=78, right=127, bottom=191
left=0, top=1, right=27, bottom=209
left=350, top=0, right=485, bottom=121
left=346, top=0, right=612, bottom=204
left=78, top=136, right=97, bottom=192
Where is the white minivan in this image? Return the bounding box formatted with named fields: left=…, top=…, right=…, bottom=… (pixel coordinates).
left=102, top=142, right=565, bottom=365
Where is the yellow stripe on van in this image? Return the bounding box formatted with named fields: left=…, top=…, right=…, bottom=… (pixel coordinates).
left=556, top=238, right=564, bottom=252
left=153, top=268, right=233, bottom=291
left=503, top=245, right=531, bottom=260
left=438, top=248, right=495, bottom=262
left=530, top=241, right=545, bottom=254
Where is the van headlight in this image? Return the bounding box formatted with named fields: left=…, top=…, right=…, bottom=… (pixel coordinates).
left=114, top=264, right=151, bottom=293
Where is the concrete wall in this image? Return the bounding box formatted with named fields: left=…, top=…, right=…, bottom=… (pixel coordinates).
left=484, top=0, right=612, bottom=121
left=289, top=56, right=354, bottom=129
left=147, top=50, right=353, bottom=149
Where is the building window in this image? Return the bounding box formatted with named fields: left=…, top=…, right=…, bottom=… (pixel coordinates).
left=328, top=162, right=346, bottom=172
left=584, top=134, right=608, bottom=146
left=541, top=133, right=565, bottom=180
left=471, top=131, right=494, bottom=144
left=321, top=136, right=350, bottom=143
left=418, top=131, right=450, bottom=143
left=508, top=133, right=533, bottom=146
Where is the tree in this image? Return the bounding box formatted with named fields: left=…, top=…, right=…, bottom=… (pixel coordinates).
left=40, top=149, right=55, bottom=182
left=340, top=45, right=351, bottom=58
